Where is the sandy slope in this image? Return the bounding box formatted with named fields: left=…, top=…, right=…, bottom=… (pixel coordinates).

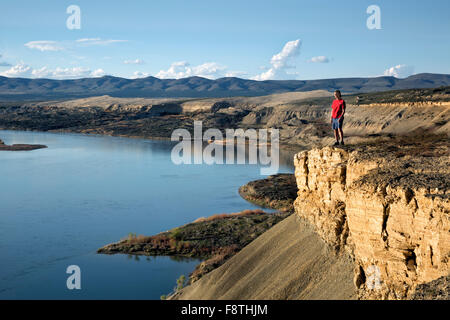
left=180, top=90, right=331, bottom=112
left=170, top=214, right=356, bottom=300
left=33, top=90, right=331, bottom=112
left=34, top=95, right=186, bottom=109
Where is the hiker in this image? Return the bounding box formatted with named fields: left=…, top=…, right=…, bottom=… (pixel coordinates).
left=330, top=90, right=346, bottom=146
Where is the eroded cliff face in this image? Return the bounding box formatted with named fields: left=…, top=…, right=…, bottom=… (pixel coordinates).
left=294, top=142, right=449, bottom=299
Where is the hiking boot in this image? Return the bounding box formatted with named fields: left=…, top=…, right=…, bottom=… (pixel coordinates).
left=333, top=142, right=340, bottom=146
left=340, top=141, right=345, bottom=145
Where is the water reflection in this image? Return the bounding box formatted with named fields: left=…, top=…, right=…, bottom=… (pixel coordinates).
left=1, top=131, right=296, bottom=170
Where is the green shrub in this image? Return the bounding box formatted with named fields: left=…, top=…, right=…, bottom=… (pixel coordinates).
left=176, top=275, right=187, bottom=292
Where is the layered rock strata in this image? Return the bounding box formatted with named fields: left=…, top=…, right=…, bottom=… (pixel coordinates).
left=294, top=143, right=449, bottom=299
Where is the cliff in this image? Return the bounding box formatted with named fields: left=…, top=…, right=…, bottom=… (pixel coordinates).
left=170, top=136, right=448, bottom=300
left=294, top=140, right=449, bottom=299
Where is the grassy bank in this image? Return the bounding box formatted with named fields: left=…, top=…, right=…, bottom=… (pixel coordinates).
left=98, top=209, right=291, bottom=282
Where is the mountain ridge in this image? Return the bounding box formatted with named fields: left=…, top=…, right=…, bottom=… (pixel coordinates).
left=0, top=73, right=449, bottom=101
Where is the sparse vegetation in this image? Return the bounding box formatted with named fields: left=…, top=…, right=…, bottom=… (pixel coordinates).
left=99, top=209, right=290, bottom=258
left=352, top=132, right=450, bottom=158
left=176, top=275, right=187, bottom=292
left=98, top=209, right=291, bottom=283
left=192, top=209, right=266, bottom=223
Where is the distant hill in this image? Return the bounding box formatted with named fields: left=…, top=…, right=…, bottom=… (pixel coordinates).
left=0, top=73, right=449, bottom=101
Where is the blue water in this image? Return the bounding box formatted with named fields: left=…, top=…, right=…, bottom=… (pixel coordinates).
left=0, top=130, right=294, bottom=299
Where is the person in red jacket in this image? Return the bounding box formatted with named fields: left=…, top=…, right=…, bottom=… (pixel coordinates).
left=330, top=90, right=346, bottom=146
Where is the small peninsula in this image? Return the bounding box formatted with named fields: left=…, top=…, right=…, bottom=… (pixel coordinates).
left=97, top=174, right=298, bottom=283
left=0, top=138, right=47, bottom=151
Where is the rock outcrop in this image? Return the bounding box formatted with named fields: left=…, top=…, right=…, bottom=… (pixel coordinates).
left=294, top=141, right=449, bottom=299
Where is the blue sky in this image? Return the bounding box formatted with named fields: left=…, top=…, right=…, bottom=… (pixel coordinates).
left=0, top=0, right=449, bottom=80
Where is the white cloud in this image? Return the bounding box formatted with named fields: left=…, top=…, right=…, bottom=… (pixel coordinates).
left=38, top=66, right=91, bottom=78
left=76, top=38, right=127, bottom=45
left=0, top=63, right=107, bottom=79
left=383, top=64, right=414, bottom=78
left=253, top=68, right=276, bottom=81
left=30, top=66, right=51, bottom=78
left=308, top=56, right=330, bottom=63
left=0, top=63, right=33, bottom=77
left=156, top=61, right=227, bottom=79
left=90, top=68, right=106, bottom=77
left=130, top=71, right=150, bottom=79
left=76, top=38, right=101, bottom=43
left=124, top=59, right=145, bottom=65
left=224, top=71, right=247, bottom=78
left=37, top=66, right=92, bottom=79
left=270, top=40, right=301, bottom=69
left=24, top=41, right=63, bottom=52
left=24, top=38, right=128, bottom=52
left=252, top=39, right=301, bottom=80
left=156, top=61, right=188, bottom=79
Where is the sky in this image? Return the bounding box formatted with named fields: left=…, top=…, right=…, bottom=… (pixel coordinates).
left=0, top=0, right=449, bottom=80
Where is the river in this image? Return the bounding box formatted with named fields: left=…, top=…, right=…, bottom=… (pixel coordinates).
left=0, top=130, right=294, bottom=299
